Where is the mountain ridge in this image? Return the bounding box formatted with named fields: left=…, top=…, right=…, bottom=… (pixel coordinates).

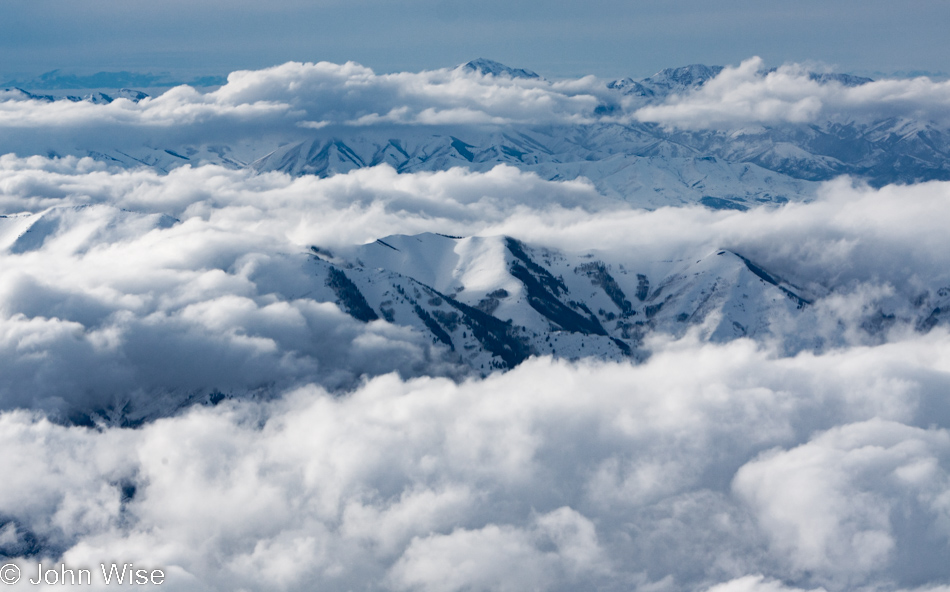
left=4, top=59, right=949, bottom=200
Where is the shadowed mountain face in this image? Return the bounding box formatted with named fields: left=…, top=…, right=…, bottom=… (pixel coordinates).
left=308, top=232, right=948, bottom=375
left=462, top=58, right=541, bottom=79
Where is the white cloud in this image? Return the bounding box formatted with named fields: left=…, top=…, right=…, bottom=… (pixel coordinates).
left=3, top=157, right=950, bottom=589
left=704, top=575, right=826, bottom=592
left=0, top=61, right=602, bottom=142
left=634, top=57, right=950, bottom=129
left=1, top=335, right=950, bottom=590
left=4, top=58, right=948, bottom=147
left=734, top=419, right=950, bottom=586
left=388, top=507, right=605, bottom=592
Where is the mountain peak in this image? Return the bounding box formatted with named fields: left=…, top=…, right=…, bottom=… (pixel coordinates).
left=645, top=64, right=724, bottom=88
left=607, top=64, right=724, bottom=98
left=461, top=58, right=540, bottom=79
left=808, top=72, right=873, bottom=87
left=0, top=70, right=226, bottom=91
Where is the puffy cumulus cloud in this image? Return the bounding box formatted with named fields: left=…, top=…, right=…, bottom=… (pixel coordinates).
left=734, top=420, right=950, bottom=585
left=0, top=155, right=608, bottom=232
left=0, top=238, right=451, bottom=422
left=3, top=335, right=950, bottom=590
left=634, top=57, right=950, bottom=129
left=215, top=61, right=602, bottom=126
left=664, top=176, right=950, bottom=292
left=387, top=508, right=606, bottom=592
left=5, top=156, right=950, bottom=281
left=0, top=62, right=601, bottom=147
left=703, top=576, right=826, bottom=592
left=0, top=85, right=290, bottom=129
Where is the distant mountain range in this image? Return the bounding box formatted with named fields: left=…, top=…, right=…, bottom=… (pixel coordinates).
left=0, top=87, right=150, bottom=104
left=0, top=69, right=227, bottom=90
left=7, top=59, right=949, bottom=208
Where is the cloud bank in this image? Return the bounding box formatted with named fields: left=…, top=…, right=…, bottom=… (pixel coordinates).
left=4, top=336, right=950, bottom=591
left=0, top=62, right=601, bottom=135
left=633, top=57, right=950, bottom=129
left=3, top=157, right=950, bottom=418
left=3, top=58, right=950, bottom=148
left=4, top=155, right=950, bottom=589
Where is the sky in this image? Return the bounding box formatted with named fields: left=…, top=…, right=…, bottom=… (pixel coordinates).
left=1, top=0, right=949, bottom=81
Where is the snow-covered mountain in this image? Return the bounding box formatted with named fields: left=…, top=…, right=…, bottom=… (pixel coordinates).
left=70, top=111, right=950, bottom=208
left=0, top=86, right=150, bottom=104
left=6, top=199, right=949, bottom=423
left=242, top=129, right=812, bottom=209
left=6, top=60, right=950, bottom=209
left=308, top=233, right=819, bottom=368
left=462, top=58, right=541, bottom=79
left=607, top=64, right=725, bottom=98
left=309, top=231, right=950, bottom=374
left=239, top=58, right=950, bottom=190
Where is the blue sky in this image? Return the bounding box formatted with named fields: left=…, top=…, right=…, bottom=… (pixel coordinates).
left=2, top=0, right=949, bottom=81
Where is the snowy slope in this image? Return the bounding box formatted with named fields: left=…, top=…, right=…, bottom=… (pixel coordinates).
left=246, top=128, right=813, bottom=208
left=305, top=232, right=911, bottom=373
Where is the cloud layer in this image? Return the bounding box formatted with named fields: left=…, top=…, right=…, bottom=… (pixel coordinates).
left=3, top=58, right=950, bottom=149
left=4, top=335, right=950, bottom=591
left=0, top=62, right=602, bottom=140
left=633, top=57, right=950, bottom=129
left=3, top=156, right=950, bottom=418
left=4, top=154, right=950, bottom=589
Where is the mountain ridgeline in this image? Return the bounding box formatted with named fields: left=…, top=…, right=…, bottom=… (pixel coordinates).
left=5, top=60, right=950, bottom=209
left=307, top=232, right=950, bottom=374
